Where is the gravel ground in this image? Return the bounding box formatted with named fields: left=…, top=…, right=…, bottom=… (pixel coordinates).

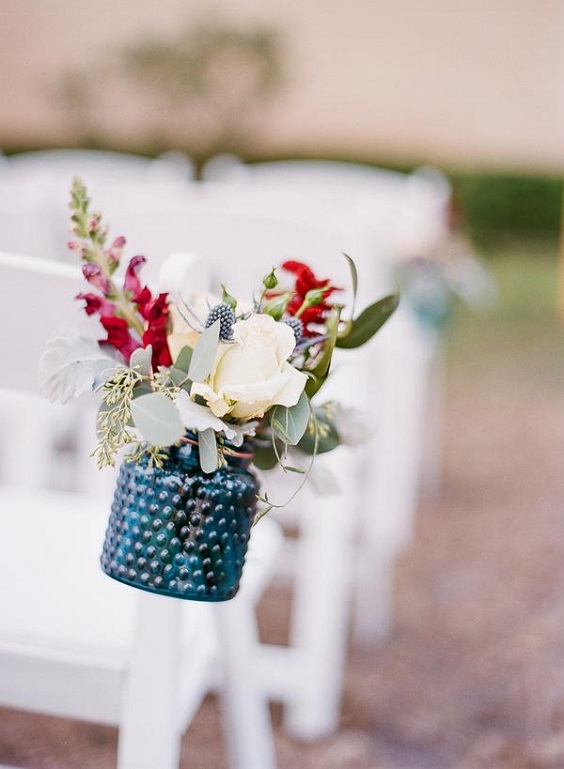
left=1, top=263, right=562, bottom=769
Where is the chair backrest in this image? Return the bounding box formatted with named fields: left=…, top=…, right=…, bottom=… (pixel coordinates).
left=0, top=253, right=98, bottom=490
left=0, top=252, right=94, bottom=393
left=6, top=149, right=194, bottom=185
left=202, top=159, right=452, bottom=263
left=108, top=198, right=383, bottom=310
left=1, top=151, right=195, bottom=263
left=0, top=182, right=58, bottom=259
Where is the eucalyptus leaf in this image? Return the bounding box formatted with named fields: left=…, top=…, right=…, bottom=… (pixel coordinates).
left=305, top=306, right=341, bottom=399
left=336, top=293, right=399, bottom=349
left=343, top=253, right=358, bottom=319
left=130, top=346, right=152, bottom=377
left=271, top=391, right=310, bottom=446
left=253, top=443, right=280, bottom=470
left=130, top=392, right=185, bottom=446
left=174, top=345, right=193, bottom=374
left=198, top=428, right=218, bottom=473
left=298, top=414, right=340, bottom=455
left=170, top=368, right=191, bottom=388
left=131, top=382, right=154, bottom=399
left=188, top=320, right=220, bottom=382
left=39, top=335, right=118, bottom=404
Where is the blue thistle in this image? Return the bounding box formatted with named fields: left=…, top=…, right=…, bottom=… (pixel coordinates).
left=205, top=303, right=236, bottom=341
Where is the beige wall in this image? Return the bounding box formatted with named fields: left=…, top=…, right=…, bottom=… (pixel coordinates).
left=1, top=0, right=563, bottom=171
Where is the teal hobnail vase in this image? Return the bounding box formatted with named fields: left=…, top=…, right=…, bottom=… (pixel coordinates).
left=100, top=438, right=258, bottom=602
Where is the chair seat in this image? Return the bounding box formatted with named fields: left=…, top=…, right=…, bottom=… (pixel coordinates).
left=0, top=485, right=282, bottom=728
left=0, top=485, right=281, bottom=653
left=0, top=486, right=136, bottom=657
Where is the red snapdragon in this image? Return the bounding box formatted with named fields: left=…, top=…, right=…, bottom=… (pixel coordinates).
left=71, top=186, right=173, bottom=370
left=281, top=260, right=341, bottom=335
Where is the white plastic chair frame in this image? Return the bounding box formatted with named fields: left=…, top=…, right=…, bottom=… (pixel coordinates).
left=200, top=165, right=449, bottom=638
left=0, top=251, right=281, bottom=769
left=101, top=204, right=382, bottom=740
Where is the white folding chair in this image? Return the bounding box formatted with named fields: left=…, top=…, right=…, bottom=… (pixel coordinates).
left=103, top=203, right=382, bottom=739
left=2, top=150, right=195, bottom=264
left=6, top=149, right=194, bottom=185
left=198, top=164, right=451, bottom=639
left=0, top=251, right=282, bottom=769
left=0, top=182, right=58, bottom=260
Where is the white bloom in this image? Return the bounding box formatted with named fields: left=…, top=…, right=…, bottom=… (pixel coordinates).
left=191, top=313, right=307, bottom=421
left=174, top=390, right=257, bottom=446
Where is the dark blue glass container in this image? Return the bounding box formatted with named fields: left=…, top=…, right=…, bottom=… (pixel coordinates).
left=100, top=439, right=258, bottom=601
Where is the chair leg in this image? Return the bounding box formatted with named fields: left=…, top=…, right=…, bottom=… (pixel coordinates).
left=282, top=457, right=355, bottom=741
left=213, top=597, right=277, bottom=769
left=420, top=340, right=444, bottom=499
left=353, top=547, right=396, bottom=646
left=118, top=593, right=182, bottom=769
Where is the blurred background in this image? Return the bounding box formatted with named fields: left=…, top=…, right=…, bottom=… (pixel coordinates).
left=0, top=2, right=563, bottom=768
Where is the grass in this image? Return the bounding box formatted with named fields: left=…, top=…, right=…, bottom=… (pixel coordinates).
left=445, top=239, right=564, bottom=391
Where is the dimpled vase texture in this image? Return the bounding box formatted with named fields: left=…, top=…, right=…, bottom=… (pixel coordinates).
left=100, top=442, right=258, bottom=601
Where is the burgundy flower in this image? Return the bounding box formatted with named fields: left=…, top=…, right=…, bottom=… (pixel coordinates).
left=124, top=256, right=147, bottom=298
left=76, top=293, right=116, bottom=318
left=139, top=293, right=172, bottom=368
left=143, top=327, right=172, bottom=368
left=105, top=235, right=126, bottom=270
left=139, top=292, right=169, bottom=327
left=100, top=316, right=140, bottom=362
left=82, top=263, right=110, bottom=294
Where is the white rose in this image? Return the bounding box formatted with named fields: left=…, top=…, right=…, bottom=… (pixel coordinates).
left=191, top=313, right=307, bottom=420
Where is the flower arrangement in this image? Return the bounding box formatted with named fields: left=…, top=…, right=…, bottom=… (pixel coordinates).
left=40, top=179, right=398, bottom=519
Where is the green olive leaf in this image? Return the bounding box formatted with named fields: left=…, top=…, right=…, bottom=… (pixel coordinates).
left=336, top=294, right=399, bottom=349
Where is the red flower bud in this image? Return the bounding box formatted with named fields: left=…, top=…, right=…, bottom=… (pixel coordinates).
left=280, top=260, right=341, bottom=336
left=87, top=212, right=102, bottom=234
left=106, top=236, right=126, bottom=268
left=82, top=263, right=110, bottom=294
left=76, top=292, right=116, bottom=317
left=124, top=255, right=146, bottom=297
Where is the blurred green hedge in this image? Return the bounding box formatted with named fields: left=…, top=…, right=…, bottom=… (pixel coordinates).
left=449, top=173, right=562, bottom=250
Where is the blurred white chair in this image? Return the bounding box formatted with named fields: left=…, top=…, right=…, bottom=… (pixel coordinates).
left=200, top=163, right=452, bottom=632
left=2, top=150, right=195, bottom=263
left=0, top=251, right=282, bottom=769
left=103, top=204, right=385, bottom=739
left=0, top=182, right=57, bottom=260
left=6, top=149, right=195, bottom=185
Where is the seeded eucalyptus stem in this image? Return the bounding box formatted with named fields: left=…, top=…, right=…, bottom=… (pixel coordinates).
left=92, top=367, right=144, bottom=468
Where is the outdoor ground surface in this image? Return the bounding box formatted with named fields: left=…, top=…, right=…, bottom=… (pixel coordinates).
left=1, top=243, right=562, bottom=769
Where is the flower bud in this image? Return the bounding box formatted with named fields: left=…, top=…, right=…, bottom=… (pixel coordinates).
left=106, top=235, right=126, bottom=272
left=82, top=263, right=110, bottom=294
left=262, top=267, right=278, bottom=290
left=87, top=212, right=102, bottom=234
